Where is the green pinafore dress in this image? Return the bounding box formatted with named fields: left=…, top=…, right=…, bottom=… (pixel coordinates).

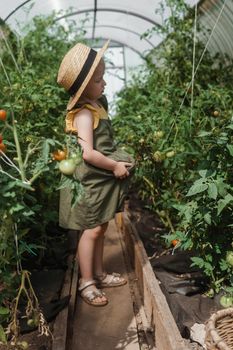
left=59, top=103, right=134, bottom=230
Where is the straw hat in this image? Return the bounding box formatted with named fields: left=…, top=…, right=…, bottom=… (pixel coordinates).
left=57, top=40, right=109, bottom=111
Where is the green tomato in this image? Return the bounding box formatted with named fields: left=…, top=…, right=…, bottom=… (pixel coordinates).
left=220, top=295, right=233, bottom=308
left=153, top=151, right=163, bottom=162
left=226, top=251, right=233, bottom=267
left=21, top=341, right=29, bottom=349
left=166, top=150, right=176, bottom=158
left=27, top=319, right=34, bottom=327
left=70, top=152, right=82, bottom=165
left=154, top=130, right=164, bottom=139
left=17, top=341, right=29, bottom=349
left=59, top=159, right=76, bottom=175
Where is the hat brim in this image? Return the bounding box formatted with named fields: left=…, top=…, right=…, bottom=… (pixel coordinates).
left=66, top=40, right=109, bottom=111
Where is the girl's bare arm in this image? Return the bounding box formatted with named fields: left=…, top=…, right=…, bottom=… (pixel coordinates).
left=73, top=109, right=132, bottom=178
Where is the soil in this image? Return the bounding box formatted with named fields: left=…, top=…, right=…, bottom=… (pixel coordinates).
left=0, top=224, right=72, bottom=350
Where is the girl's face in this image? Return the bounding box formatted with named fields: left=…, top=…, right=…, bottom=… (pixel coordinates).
left=81, top=59, right=106, bottom=101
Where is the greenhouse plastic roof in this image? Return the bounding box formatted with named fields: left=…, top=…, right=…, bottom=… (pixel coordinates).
left=1, top=0, right=232, bottom=109
left=2, top=0, right=199, bottom=55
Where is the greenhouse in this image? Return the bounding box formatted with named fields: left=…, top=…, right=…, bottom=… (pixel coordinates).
left=0, top=0, right=233, bottom=349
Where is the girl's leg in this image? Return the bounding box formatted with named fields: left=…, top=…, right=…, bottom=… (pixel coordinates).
left=93, top=222, right=127, bottom=287
left=77, top=225, right=107, bottom=304
left=77, top=225, right=105, bottom=280
left=93, top=222, right=108, bottom=276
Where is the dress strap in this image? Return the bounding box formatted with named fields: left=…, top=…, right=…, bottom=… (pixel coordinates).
left=65, top=103, right=108, bottom=134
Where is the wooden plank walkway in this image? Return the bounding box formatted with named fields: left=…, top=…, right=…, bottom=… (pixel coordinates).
left=70, top=219, right=153, bottom=350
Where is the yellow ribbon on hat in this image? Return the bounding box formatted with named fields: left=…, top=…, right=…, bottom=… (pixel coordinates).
left=65, top=104, right=108, bottom=134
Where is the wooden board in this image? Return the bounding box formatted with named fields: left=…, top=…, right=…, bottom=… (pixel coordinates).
left=51, top=230, right=79, bottom=350
left=116, top=212, right=190, bottom=350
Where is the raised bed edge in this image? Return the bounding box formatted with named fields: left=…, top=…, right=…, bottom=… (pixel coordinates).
left=51, top=231, right=79, bottom=350
left=116, top=211, right=190, bottom=350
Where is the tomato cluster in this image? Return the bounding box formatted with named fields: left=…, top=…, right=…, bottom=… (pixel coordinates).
left=52, top=148, right=82, bottom=175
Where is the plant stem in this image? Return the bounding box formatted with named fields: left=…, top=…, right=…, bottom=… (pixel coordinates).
left=11, top=109, right=26, bottom=182
left=0, top=57, right=12, bottom=87
left=29, top=170, right=43, bottom=184
left=0, top=28, right=21, bottom=74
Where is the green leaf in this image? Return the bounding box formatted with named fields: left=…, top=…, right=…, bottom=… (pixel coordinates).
left=197, top=131, right=212, bottom=137
left=0, top=324, right=7, bottom=344
left=204, top=212, right=211, bottom=224
left=191, top=257, right=205, bottom=268
left=0, top=307, right=10, bottom=315
left=15, top=180, right=34, bottom=191
left=226, top=144, right=233, bottom=156
left=198, top=169, right=215, bottom=178
left=217, top=193, right=233, bottom=215
left=219, top=259, right=229, bottom=271
left=226, top=124, right=233, bottom=130
left=57, top=175, right=73, bottom=190
left=9, top=203, right=25, bottom=214
left=216, top=178, right=228, bottom=197
left=208, top=183, right=218, bottom=200
left=186, top=183, right=208, bottom=196
left=23, top=210, right=34, bottom=217
left=3, top=192, right=16, bottom=198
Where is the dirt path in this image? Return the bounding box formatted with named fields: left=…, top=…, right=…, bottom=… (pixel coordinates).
left=69, top=220, right=153, bottom=350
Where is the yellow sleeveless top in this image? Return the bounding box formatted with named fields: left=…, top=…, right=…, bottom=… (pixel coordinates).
left=65, top=104, right=108, bottom=134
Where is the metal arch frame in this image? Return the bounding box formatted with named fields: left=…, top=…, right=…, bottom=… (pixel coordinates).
left=4, top=0, right=32, bottom=22
left=54, top=8, right=160, bottom=54
left=199, top=0, right=233, bottom=57
left=55, top=8, right=162, bottom=27
left=3, top=2, right=162, bottom=53
left=92, top=0, right=98, bottom=40
left=4, top=1, right=162, bottom=28
left=87, top=36, right=146, bottom=58
left=84, top=24, right=155, bottom=48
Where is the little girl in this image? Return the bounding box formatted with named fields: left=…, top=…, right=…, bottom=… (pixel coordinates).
left=57, top=40, right=134, bottom=307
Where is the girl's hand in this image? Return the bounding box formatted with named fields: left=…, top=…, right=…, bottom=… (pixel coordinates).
left=113, top=162, right=132, bottom=179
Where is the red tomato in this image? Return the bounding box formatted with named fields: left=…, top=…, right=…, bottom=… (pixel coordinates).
left=52, top=149, right=67, bottom=161
left=0, top=143, right=6, bottom=153
left=0, top=110, right=7, bottom=121
left=172, top=239, right=179, bottom=247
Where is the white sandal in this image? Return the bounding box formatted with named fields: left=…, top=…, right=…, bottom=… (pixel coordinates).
left=78, top=279, right=108, bottom=306
left=95, top=272, right=127, bottom=288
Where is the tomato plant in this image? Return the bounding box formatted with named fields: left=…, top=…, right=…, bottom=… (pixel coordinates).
left=0, top=11, right=86, bottom=345
left=113, top=0, right=233, bottom=293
